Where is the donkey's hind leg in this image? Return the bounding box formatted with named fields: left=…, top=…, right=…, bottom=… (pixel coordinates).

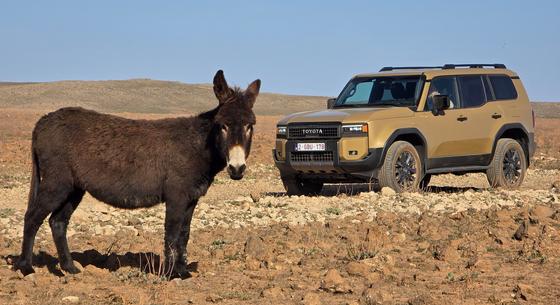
left=48, top=188, right=85, bottom=274
left=17, top=182, right=73, bottom=275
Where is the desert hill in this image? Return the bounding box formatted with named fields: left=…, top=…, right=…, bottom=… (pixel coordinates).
left=0, top=79, right=558, bottom=117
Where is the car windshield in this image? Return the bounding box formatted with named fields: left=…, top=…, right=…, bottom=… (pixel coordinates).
left=334, top=76, right=423, bottom=108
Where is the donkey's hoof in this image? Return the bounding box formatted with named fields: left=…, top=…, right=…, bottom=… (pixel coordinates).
left=14, top=260, right=35, bottom=276
left=61, top=263, right=81, bottom=274
left=169, top=266, right=191, bottom=280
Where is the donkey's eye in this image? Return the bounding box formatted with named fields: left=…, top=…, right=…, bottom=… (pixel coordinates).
left=221, top=125, right=229, bottom=134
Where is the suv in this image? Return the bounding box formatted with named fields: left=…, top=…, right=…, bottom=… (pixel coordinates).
left=273, top=64, right=536, bottom=195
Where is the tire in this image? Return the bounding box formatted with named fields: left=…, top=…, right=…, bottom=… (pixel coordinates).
left=486, top=138, right=527, bottom=189
left=378, top=141, right=423, bottom=193
left=282, top=177, right=323, bottom=196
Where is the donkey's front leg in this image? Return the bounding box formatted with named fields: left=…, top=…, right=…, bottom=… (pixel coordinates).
left=176, top=200, right=197, bottom=271
left=163, top=198, right=195, bottom=279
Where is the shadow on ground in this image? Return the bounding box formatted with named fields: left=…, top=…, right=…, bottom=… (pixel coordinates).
left=266, top=183, right=486, bottom=197
left=4, top=250, right=198, bottom=277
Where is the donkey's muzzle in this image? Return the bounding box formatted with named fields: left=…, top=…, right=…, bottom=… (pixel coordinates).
left=228, top=164, right=246, bottom=180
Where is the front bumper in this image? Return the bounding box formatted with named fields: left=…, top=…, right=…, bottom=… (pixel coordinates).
left=273, top=139, right=383, bottom=182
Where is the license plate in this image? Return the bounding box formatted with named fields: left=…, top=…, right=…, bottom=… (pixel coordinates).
left=295, top=143, right=325, bottom=151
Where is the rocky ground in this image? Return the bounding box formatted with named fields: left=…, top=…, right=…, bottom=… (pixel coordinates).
left=1, top=110, right=559, bottom=304
left=1, top=163, right=560, bottom=305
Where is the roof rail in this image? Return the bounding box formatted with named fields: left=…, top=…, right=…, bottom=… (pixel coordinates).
left=379, top=66, right=442, bottom=72
left=442, top=63, right=506, bottom=69
left=379, top=63, right=506, bottom=72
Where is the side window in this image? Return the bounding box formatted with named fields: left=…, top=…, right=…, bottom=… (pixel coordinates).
left=426, top=76, right=460, bottom=110
left=458, top=76, right=486, bottom=108
left=489, top=75, right=517, bottom=100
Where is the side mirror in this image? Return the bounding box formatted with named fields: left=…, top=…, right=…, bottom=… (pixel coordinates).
left=327, top=98, right=336, bottom=109
left=432, top=95, right=450, bottom=116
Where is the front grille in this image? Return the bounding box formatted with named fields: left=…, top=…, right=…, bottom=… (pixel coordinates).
left=290, top=151, right=334, bottom=163
left=288, top=125, right=339, bottom=139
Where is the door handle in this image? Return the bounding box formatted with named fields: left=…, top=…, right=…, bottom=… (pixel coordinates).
left=457, top=116, right=468, bottom=122
left=491, top=113, right=502, bottom=119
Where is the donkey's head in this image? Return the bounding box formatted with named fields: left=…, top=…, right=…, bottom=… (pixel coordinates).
left=212, top=70, right=260, bottom=180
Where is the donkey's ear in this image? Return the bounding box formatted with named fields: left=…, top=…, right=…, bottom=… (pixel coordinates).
left=245, top=79, right=261, bottom=108
left=213, top=70, right=232, bottom=104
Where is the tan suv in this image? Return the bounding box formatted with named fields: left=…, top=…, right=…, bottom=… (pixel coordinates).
left=273, top=64, right=536, bottom=195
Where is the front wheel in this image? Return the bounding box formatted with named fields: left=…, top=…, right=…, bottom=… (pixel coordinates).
left=281, top=177, right=323, bottom=196
left=486, top=138, right=527, bottom=189
left=378, top=141, right=424, bottom=193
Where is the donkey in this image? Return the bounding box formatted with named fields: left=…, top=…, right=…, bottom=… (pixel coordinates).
left=15, top=70, right=260, bottom=278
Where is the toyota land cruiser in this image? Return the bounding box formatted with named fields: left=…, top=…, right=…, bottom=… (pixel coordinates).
left=273, top=64, right=536, bottom=195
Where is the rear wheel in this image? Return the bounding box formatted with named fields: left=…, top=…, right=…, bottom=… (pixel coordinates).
left=487, top=138, right=526, bottom=189
left=281, top=177, right=323, bottom=196
left=378, top=141, right=423, bottom=192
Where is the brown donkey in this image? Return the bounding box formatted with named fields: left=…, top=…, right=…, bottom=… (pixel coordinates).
left=15, top=70, right=260, bottom=278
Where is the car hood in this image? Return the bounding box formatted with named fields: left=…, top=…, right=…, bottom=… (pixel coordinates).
left=277, top=107, right=415, bottom=125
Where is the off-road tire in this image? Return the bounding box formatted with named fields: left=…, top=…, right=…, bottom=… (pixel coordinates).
left=487, top=138, right=527, bottom=189
left=282, top=177, right=323, bottom=196
left=378, top=141, right=423, bottom=193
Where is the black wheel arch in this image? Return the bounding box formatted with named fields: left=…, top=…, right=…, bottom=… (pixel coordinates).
left=491, top=123, right=532, bottom=166
left=380, top=128, right=428, bottom=173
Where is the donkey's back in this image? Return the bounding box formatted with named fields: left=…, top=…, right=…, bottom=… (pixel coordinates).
left=33, top=107, right=194, bottom=208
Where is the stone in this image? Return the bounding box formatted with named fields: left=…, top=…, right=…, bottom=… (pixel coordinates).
left=531, top=206, right=555, bottom=219
left=320, top=269, right=351, bottom=293
left=127, top=216, right=142, bottom=226
left=302, top=293, right=321, bottom=305
left=23, top=273, right=36, bottom=284
left=395, top=232, right=407, bottom=243
left=244, top=234, right=268, bottom=260
left=515, top=283, right=535, bottom=301
left=513, top=220, right=528, bottom=241
left=62, top=296, right=80, bottom=304
left=362, top=288, right=391, bottom=305
left=84, top=264, right=107, bottom=276
left=206, top=294, right=223, bottom=303
left=245, top=258, right=261, bottom=271
left=346, top=261, right=369, bottom=277
left=261, top=287, right=282, bottom=298
left=380, top=187, right=396, bottom=196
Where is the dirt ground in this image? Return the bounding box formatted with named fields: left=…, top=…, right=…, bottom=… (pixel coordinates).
left=1, top=109, right=559, bottom=305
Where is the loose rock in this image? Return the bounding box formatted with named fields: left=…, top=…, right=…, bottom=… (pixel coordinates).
left=515, top=283, right=535, bottom=301
left=320, top=269, right=351, bottom=293
left=381, top=187, right=396, bottom=196
left=302, top=293, right=321, bottom=305
left=62, top=296, right=80, bottom=304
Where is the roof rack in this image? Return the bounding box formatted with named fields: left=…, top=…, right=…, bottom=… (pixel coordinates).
left=379, top=63, right=506, bottom=72
left=379, top=66, right=442, bottom=72
left=442, top=64, right=506, bottom=69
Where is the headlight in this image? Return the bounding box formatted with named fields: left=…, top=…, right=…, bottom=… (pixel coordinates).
left=277, top=126, right=287, bottom=138
left=342, top=123, right=368, bottom=136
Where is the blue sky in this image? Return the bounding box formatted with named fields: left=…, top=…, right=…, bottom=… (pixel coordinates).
left=1, top=1, right=559, bottom=101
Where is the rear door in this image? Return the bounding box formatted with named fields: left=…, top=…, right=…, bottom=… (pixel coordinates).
left=455, top=75, right=498, bottom=157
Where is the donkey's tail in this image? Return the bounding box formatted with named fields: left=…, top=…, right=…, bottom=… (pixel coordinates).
left=27, top=148, right=40, bottom=207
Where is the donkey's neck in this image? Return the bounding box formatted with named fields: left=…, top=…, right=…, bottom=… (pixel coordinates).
left=192, top=107, right=227, bottom=176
